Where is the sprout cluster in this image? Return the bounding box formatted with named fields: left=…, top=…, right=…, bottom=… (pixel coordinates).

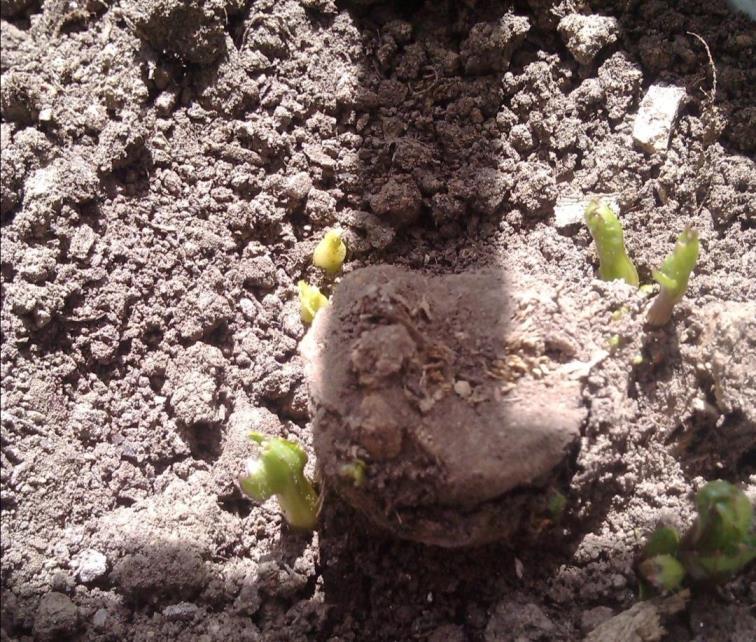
left=584, top=200, right=700, bottom=326
left=298, top=228, right=347, bottom=325
left=240, top=228, right=349, bottom=527
left=638, top=480, right=755, bottom=595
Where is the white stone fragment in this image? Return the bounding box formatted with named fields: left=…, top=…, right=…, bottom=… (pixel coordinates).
left=554, top=195, right=620, bottom=229
left=73, top=549, right=108, bottom=583
left=454, top=380, right=472, bottom=398
left=632, top=85, right=686, bottom=154
left=25, top=166, right=58, bottom=200
left=69, top=224, right=96, bottom=260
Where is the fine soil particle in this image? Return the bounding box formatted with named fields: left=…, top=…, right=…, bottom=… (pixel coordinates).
left=1, top=0, right=754, bottom=640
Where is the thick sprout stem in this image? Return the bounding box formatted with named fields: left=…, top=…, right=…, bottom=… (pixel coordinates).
left=239, top=433, right=319, bottom=531
left=646, top=228, right=699, bottom=327
left=584, top=200, right=639, bottom=287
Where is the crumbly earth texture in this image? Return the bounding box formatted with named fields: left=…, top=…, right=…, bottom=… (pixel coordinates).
left=1, top=0, right=754, bottom=640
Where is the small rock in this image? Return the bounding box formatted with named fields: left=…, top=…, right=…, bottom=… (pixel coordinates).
left=90, top=325, right=121, bottom=364
left=558, top=14, right=619, bottom=65
left=281, top=309, right=303, bottom=339
left=33, top=592, right=79, bottom=641
left=52, top=541, right=70, bottom=563
left=24, top=165, right=61, bottom=205
left=111, top=547, right=208, bottom=602
left=73, top=549, right=108, bottom=584
left=612, top=573, right=627, bottom=588
left=239, top=255, right=277, bottom=289
left=154, top=90, right=177, bottom=115
left=284, top=172, right=312, bottom=210
left=162, top=602, right=199, bottom=622
left=303, top=144, right=336, bottom=170
left=454, top=380, right=472, bottom=398
left=509, top=123, right=534, bottom=152
left=700, top=302, right=756, bottom=423
left=50, top=572, right=73, bottom=593
left=92, top=608, right=109, bottom=629
left=585, top=592, right=688, bottom=642
left=122, top=0, right=230, bottom=65
left=632, top=85, right=686, bottom=154
left=69, top=224, right=96, bottom=260
left=581, top=606, right=615, bottom=634
left=18, top=246, right=56, bottom=283
left=305, top=188, right=337, bottom=225
left=511, top=161, right=557, bottom=215
left=485, top=601, right=556, bottom=641
left=166, top=343, right=226, bottom=425
left=234, top=572, right=263, bottom=616
left=300, top=0, right=338, bottom=14
left=461, top=166, right=513, bottom=216
left=239, top=297, right=258, bottom=321
left=175, top=289, right=232, bottom=341
left=554, top=195, right=620, bottom=229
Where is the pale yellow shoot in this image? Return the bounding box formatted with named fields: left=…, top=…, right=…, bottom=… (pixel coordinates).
left=313, top=229, right=347, bottom=274
left=298, top=280, right=328, bottom=324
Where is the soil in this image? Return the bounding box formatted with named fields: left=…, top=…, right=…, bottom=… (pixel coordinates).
left=1, top=1, right=754, bottom=641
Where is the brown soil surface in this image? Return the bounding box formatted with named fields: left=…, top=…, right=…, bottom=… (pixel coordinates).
left=1, top=1, right=754, bottom=640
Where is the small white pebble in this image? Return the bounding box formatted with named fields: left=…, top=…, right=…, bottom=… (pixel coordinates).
left=632, top=85, right=686, bottom=154
left=453, top=380, right=472, bottom=398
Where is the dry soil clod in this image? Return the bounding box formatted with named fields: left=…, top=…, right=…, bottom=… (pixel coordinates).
left=301, top=265, right=590, bottom=547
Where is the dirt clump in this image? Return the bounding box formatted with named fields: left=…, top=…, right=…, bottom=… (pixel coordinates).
left=303, top=264, right=623, bottom=546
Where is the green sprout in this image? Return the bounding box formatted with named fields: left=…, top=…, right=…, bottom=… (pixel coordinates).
left=638, top=554, right=686, bottom=593
left=646, top=228, right=700, bottom=327
left=584, top=200, right=639, bottom=287
left=637, top=480, right=755, bottom=595
left=638, top=526, right=684, bottom=595
left=313, top=229, right=347, bottom=274
left=239, top=433, right=319, bottom=530
left=339, top=459, right=366, bottom=487
left=547, top=491, right=567, bottom=522
left=680, top=480, right=756, bottom=582
left=298, top=280, right=329, bottom=324
left=643, top=525, right=680, bottom=558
